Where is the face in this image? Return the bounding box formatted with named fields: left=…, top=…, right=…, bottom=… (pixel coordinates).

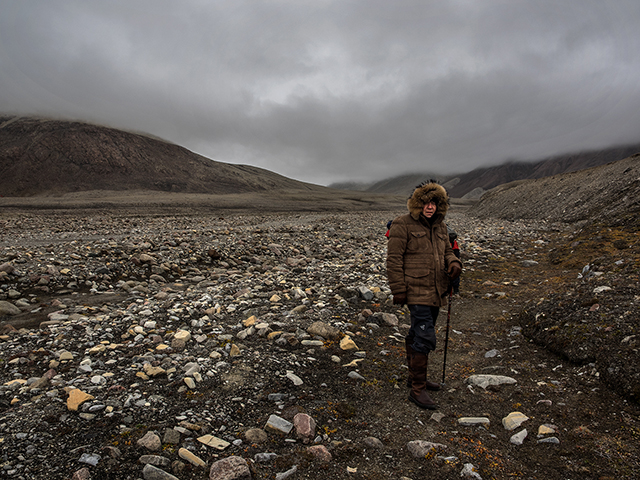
left=422, top=200, right=437, bottom=218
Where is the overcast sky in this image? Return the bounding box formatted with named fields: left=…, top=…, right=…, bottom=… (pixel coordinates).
left=1, top=1, right=639, bottom=186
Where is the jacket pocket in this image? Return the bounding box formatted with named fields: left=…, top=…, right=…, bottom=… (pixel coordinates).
left=405, top=270, right=431, bottom=299
left=406, top=231, right=428, bottom=253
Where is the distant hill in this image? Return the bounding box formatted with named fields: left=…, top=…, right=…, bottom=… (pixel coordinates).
left=0, top=116, right=326, bottom=197
left=469, top=154, right=640, bottom=229
left=330, top=144, right=640, bottom=198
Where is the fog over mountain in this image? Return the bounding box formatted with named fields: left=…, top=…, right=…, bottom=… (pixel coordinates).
left=2, top=116, right=638, bottom=203
left=331, top=144, right=640, bottom=198
left=2, top=2, right=640, bottom=185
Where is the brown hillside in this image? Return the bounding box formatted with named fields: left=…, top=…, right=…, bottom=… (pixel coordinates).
left=469, top=154, right=640, bottom=230
left=0, top=116, right=324, bottom=196
left=446, top=144, right=640, bottom=198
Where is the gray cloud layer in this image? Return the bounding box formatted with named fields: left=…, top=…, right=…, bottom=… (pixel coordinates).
left=1, top=1, right=639, bottom=185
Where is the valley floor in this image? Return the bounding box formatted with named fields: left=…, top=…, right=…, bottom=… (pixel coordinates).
left=0, top=207, right=638, bottom=479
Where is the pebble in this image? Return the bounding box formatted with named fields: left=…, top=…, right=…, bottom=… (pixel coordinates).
left=407, top=440, right=447, bottom=457
left=137, top=431, right=162, bottom=451
left=265, top=415, right=294, bottom=435
left=293, top=413, right=316, bottom=444
left=275, top=465, right=298, bottom=480
left=510, top=429, right=528, bottom=445
left=142, top=464, right=179, bottom=480
left=502, top=412, right=529, bottom=431
left=458, top=417, right=490, bottom=427
left=139, top=455, right=171, bottom=467
left=307, top=444, right=332, bottom=462
left=460, top=463, right=483, bottom=479
left=78, top=453, right=101, bottom=466
left=197, top=434, right=230, bottom=450
left=537, top=436, right=560, bottom=444
left=0, top=300, right=20, bottom=315
left=209, top=456, right=251, bottom=480
left=178, top=448, right=206, bottom=467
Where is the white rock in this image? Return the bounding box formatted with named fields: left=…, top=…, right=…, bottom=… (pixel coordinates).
left=466, top=375, right=517, bottom=389
left=510, top=429, right=528, bottom=445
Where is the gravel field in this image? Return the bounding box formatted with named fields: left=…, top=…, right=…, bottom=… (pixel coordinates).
left=0, top=205, right=638, bottom=480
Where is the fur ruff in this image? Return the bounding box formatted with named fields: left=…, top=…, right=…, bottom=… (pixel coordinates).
left=407, top=182, right=449, bottom=220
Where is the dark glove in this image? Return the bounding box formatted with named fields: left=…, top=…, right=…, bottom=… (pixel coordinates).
left=392, top=293, right=407, bottom=305
left=447, top=262, right=462, bottom=279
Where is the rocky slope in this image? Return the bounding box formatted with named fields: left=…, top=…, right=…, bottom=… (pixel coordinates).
left=470, top=154, right=640, bottom=229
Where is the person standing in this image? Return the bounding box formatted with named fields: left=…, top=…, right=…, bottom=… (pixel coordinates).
left=386, top=181, right=462, bottom=409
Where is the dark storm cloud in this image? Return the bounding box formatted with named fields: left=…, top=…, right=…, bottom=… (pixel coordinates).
left=1, top=0, right=639, bottom=185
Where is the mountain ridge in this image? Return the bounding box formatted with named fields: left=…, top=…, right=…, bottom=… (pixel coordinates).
left=330, top=144, right=640, bottom=198
left=0, top=116, right=324, bottom=197
left=2, top=115, right=639, bottom=203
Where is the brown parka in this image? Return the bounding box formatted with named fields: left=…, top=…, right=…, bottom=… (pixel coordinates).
left=386, top=182, right=462, bottom=307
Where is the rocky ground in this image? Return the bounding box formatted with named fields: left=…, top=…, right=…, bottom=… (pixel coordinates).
left=0, top=206, right=638, bottom=480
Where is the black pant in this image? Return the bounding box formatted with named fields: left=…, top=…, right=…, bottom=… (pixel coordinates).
left=407, top=304, right=440, bottom=354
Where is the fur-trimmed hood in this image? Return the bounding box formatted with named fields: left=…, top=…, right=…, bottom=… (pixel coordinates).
left=407, top=181, right=449, bottom=220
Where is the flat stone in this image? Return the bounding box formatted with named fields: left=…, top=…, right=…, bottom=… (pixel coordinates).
left=275, top=465, right=297, bottom=480
left=458, top=417, right=490, bottom=427
left=142, top=464, right=179, bottom=480
left=174, top=329, right=191, bottom=342
left=460, top=463, right=483, bottom=479
left=243, top=315, right=257, bottom=326
left=502, top=412, right=529, bottom=431
left=537, top=436, right=560, bottom=444
left=139, top=455, right=171, bottom=467
left=144, top=364, right=166, bottom=377
left=59, top=351, right=74, bottom=361
left=430, top=412, right=446, bottom=423
left=538, top=424, right=557, bottom=435
left=178, top=447, right=206, bottom=467
left=197, top=434, right=230, bottom=450
left=466, top=374, right=517, bottom=389
left=78, top=453, right=101, bottom=466
left=371, top=312, right=398, bottom=327
left=265, top=414, right=293, bottom=435
left=184, top=377, right=196, bottom=389
left=510, top=429, right=528, bottom=445
left=71, top=467, right=91, bottom=480
left=363, top=437, right=384, bottom=449
left=67, top=389, right=94, bottom=411
left=340, top=336, right=358, bottom=351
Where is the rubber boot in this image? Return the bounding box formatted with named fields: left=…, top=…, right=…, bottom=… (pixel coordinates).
left=408, top=351, right=438, bottom=410
left=406, top=342, right=441, bottom=391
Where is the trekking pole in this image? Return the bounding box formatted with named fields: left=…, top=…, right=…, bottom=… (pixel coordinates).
left=441, top=287, right=453, bottom=385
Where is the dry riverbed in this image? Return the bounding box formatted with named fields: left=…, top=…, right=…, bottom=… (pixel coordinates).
left=0, top=207, right=638, bottom=480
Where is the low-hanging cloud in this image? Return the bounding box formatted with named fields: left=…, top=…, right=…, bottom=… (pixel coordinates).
left=1, top=0, right=639, bottom=186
